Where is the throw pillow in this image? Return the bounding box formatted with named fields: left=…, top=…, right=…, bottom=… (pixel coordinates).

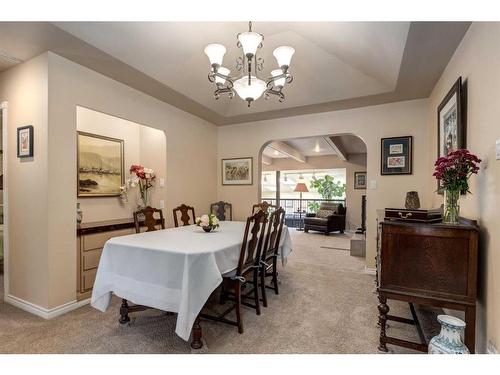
left=316, top=209, right=334, bottom=218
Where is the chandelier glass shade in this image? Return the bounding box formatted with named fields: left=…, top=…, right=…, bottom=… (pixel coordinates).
left=205, top=21, right=294, bottom=107
left=233, top=76, right=267, bottom=101
left=204, top=43, right=226, bottom=66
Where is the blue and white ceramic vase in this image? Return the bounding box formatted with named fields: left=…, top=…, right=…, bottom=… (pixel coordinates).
left=428, top=315, right=469, bottom=354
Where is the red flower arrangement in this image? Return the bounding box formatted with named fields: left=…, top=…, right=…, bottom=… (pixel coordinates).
left=128, top=164, right=156, bottom=207
left=433, top=149, right=481, bottom=192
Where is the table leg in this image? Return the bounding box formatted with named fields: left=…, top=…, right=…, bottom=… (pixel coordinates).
left=191, top=316, right=203, bottom=349
left=464, top=305, right=476, bottom=354
left=378, top=293, right=389, bottom=352
left=119, top=299, right=130, bottom=324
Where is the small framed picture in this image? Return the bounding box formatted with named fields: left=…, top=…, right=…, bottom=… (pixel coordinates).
left=222, top=157, right=253, bottom=185
left=17, top=125, right=34, bottom=158
left=354, top=172, right=367, bottom=189
left=381, top=136, right=412, bottom=175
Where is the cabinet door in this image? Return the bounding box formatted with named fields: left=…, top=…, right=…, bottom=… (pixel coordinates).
left=83, top=248, right=103, bottom=271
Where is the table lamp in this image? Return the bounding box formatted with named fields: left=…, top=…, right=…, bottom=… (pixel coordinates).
left=294, top=182, right=309, bottom=231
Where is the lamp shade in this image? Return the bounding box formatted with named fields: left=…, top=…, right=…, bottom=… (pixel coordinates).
left=233, top=76, right=267, bottom=101
left=273, top=46, right=295, bottom=68
left=271, top=69, right=286, bottom=87
left=204, top=43, right=226, bottom=66
left=215, top=67, right=230, bottom=85
left=294, top=182, right=309, bottom=193
left=238, top=32, right=263, bottom=57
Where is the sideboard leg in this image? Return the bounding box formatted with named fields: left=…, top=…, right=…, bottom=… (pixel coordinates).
left=119, top=299, right=130, bottom=324
left=191, top=316, right=203, bottom=349
left=378, top=294, right=389, bottom=352
left=465, top=305, right=476, bottom=354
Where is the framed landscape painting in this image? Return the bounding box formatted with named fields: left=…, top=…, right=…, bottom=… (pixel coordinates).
left=77, top=131, right=124, bottom=197
left=380, top=136, right=413, bottom=175
left=222, top=157, right=253, bottom=185
left=354, top=172, right=367, bottom=189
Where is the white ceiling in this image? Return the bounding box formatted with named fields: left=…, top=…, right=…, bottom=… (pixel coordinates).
left=54, top=22, right=410, bottom=117
left=262, top=135, right=366, bottom=160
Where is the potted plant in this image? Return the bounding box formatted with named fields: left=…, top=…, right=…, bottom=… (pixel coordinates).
left=433, top=149, right=481, bottom=224
left=309, top=175, right=346, bottom=199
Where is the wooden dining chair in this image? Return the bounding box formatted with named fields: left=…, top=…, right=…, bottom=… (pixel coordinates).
left=133, top=206, right=165, bottom=233
left=259, top=207, right=286, bottom=307
left=200, top=209, right=268, bottom=334
left=210, top=201, right=232, bottom=221
left=173, top=204, right=196, bottom=227
left=252, top=201, right=278, bottom=215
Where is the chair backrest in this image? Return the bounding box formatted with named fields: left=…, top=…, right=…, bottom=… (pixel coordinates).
left=236, top=210, right=268, bottom=277
left=252, top=201, right=278, bottom=215
left=262, top=207, right=286, bottom=260
left=133, top=206, right=165, bottom=233
left=210, top=201, right=232, bottom=221
left=173, top=204, right=196, bottom=227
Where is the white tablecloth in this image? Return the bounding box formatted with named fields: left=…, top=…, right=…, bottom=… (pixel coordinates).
left=91, top=221, right=292, bottom=341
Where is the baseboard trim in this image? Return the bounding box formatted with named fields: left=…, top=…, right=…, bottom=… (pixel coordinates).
left=364, top=267, right=376, bottom=275
left=5, top=294, right=90, bottom=319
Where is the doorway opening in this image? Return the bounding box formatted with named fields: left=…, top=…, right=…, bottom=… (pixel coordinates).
left=259, top=134, right=367, bottom=256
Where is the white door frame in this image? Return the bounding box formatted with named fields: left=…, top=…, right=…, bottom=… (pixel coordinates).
left=1, top=101, right=9, bottom=298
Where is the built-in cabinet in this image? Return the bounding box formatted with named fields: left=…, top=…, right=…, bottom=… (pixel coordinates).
left=76, top=219, right=137, bottom=300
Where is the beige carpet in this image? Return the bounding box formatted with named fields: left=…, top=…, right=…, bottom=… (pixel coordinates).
left=0, top=231, right=438, bottom=354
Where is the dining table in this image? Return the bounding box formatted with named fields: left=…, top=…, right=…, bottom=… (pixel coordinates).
left=90, top=220, right=292, bottom=349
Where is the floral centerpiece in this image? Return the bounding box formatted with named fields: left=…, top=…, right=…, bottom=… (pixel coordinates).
left=195, top=214, right=219, bottom=232
left=433, top=149, right=481, bottom=224
left=128, top=164, right=156, bottom=209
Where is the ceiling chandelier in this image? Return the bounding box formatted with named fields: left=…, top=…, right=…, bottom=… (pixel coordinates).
left=204, top=22, right=295, bottom=107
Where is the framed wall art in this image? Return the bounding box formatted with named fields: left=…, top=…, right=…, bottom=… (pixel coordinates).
left=437, top=77, right=466, bottom=193
left=381, top=136, right=413, bottom=175
left=222, top=157, right=253, bottom=185
left=354, top=172, right=367, bottom=189
left=77, top=131, right=124, bottom=197
left=17, top=125, right=34, bottom=158
left=438, top=77, right=465, bottom=159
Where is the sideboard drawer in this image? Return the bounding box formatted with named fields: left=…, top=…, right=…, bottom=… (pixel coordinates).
left=82, top=248, right=102, bottom=271
left=83, top=228, right=134, bottom=251
left=82, top=269, right=97, bottom=291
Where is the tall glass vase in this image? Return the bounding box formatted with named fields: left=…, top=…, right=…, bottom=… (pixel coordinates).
left=443, top=188, right=460, bottom=224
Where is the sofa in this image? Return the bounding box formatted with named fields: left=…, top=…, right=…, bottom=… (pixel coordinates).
left=303, top=202, right=346, bottom=235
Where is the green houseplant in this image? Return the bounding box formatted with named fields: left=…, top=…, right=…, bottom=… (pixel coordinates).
left=309, top=175, right=346, bottom=200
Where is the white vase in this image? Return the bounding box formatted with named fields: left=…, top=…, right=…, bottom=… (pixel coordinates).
left=428, top=315, right=470, bottom=354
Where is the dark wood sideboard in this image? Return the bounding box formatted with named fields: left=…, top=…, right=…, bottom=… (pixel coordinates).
left=377, top=218, right=479, bottom=353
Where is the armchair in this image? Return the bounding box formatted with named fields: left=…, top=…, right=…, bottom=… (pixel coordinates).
left=304, top=202, right=346, bottom=235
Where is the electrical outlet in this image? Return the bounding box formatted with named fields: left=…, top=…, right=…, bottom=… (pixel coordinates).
left=487, top=339, right=498, bottom=354
left=160, top=178, right=165, bottom=187
left=496, top=139, right=500, bottom=160
left=159, top=200, right=165, bottom=209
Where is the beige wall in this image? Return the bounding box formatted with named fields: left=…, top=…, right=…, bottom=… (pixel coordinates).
left=217, top=99, right=430, bottom=268
left=262, top=154, right=367, bottom=230
left=0, top=54, right=50, bottom=307
left=76, top=106, right=167, bottom=223
left=426, top=22, right=500, bottom=353
left=1, top=51, right=218, bottom=309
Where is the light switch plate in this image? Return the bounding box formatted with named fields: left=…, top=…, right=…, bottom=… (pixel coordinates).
left=368, top=180, right=377, bottom=190
left=159, top=178, right=165, bottom=187
left=159, top=200, right=165, bottom=209
left=496, top=139, right=500, bottom=160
